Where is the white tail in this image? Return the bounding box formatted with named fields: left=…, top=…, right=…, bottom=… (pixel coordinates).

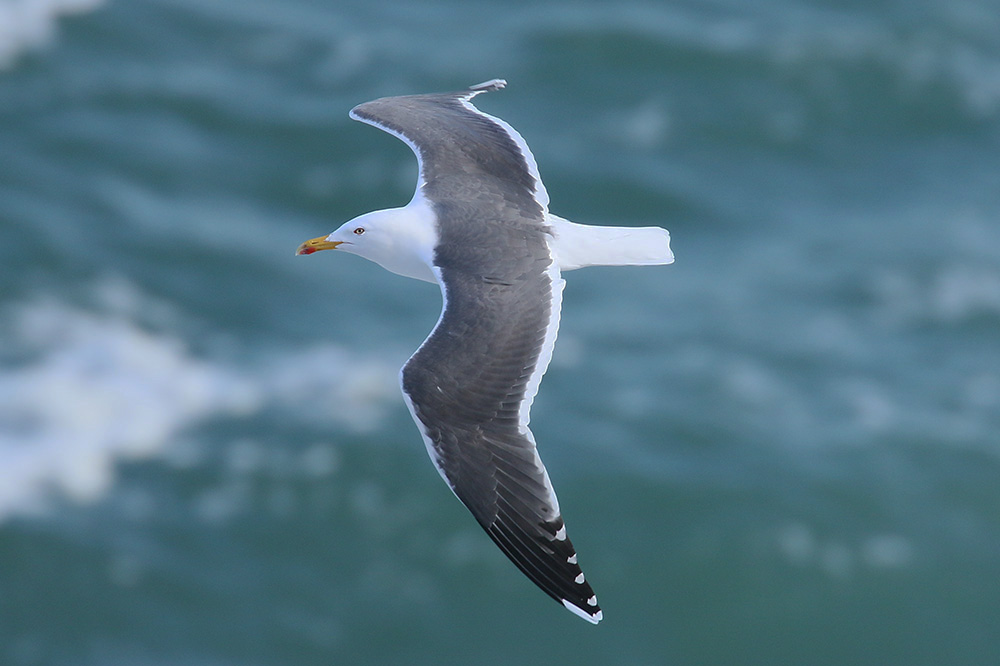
left=547, top=214, right=674, bottom=271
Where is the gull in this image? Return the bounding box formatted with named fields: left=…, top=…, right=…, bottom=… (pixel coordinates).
left=297, top=80, right=673, bottom=623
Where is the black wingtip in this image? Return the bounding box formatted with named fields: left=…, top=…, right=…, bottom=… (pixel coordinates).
left=562, top=597, right=603, bottom=624
left=481, top=512, right=603, bottom=625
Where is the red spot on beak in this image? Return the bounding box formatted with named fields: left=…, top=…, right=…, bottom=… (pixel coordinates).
left=296, top=236, right=343, bottom=256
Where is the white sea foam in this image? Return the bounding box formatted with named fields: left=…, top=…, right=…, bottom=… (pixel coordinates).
left=0, top=0, right=104, bottom=69
left=872, top=264, right=1000, bottom=325
left=0, top=294, right=398, bottom=522
left=777, top=523, right=914, bottom=576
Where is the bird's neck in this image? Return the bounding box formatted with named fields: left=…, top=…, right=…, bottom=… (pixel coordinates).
left=363, top=198, right=439, bottom=284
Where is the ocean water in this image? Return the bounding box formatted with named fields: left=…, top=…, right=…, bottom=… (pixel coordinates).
left=2, top=0, right=999, bottom=663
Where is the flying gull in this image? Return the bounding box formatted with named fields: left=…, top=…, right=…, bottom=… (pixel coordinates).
left=297, top=80, right=674, bottom=624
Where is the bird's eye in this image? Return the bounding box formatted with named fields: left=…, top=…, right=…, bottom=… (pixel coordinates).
left=353, top=227, right=365, bottom=235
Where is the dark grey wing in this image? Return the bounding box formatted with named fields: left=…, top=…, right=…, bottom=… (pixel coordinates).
left=354, top=81, right=601, bottom=622
left=401, top=258, right=602, bottom=624
left=349, top=79, right=550, bottom=215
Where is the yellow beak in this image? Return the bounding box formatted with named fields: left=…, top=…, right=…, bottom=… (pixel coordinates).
left=296, top=236, right=343, bottom=256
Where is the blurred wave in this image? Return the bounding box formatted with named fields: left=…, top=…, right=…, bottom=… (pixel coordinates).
left=0, top=277, right=398, bottom=521
left=0, top=0, right=103, bottom=68
left=2, top=1, right=999, bottom=665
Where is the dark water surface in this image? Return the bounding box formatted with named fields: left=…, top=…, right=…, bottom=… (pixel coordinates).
left=2, top=1, right=999, bottom=664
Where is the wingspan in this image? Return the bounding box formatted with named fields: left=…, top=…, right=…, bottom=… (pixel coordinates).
left=352, top=80, right=602, bottom=623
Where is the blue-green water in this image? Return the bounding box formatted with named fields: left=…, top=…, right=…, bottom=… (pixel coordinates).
left=2, top=1, right=1000, bottom=664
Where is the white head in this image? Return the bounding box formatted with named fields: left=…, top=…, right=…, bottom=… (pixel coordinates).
left=296, top=203, right=438, bottom=283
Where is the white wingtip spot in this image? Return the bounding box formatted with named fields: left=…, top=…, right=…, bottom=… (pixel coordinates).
left=562, top=599, right=602, bottom=625
left=469, top=78, right=506, bottom=92
left=587, top=595, right=598, bottom=607
left=574, top=573, right=586, bottom=584
left=554, top=525, right=567, bottom=541
left=567, top=553, right=578, bottom=564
